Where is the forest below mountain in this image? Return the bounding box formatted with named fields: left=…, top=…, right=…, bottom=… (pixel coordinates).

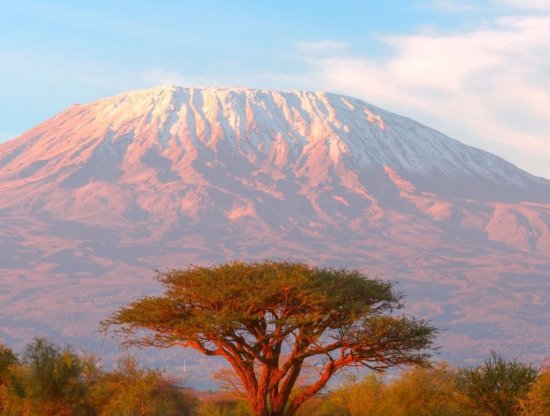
left=1, top=337, right=548, bottom=416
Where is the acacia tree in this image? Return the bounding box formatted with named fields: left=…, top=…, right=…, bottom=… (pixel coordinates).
left=104, top=261, right=436, bottom=416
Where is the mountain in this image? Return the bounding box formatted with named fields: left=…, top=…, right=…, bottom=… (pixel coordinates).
left=0, top=86, right=549, bottom=382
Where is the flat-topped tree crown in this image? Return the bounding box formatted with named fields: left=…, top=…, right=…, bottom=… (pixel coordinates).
left=104, top=260, right=437, bottom=416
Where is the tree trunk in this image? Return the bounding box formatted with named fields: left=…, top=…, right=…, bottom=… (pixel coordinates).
left=251, top=397, right=269, bottom=416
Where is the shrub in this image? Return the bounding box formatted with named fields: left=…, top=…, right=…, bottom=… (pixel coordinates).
left=456, top=351, right=539, bottom=416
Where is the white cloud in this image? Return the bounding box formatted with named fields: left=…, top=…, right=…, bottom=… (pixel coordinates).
left=141, top=68, right=213, bottom=88
left=494, top=0, right=550, bottom=10
left=421, top=0, right=476, bottom=12
left=295, top=16, right=550, bottom=178
left=294, top=41, right=350, bottom=53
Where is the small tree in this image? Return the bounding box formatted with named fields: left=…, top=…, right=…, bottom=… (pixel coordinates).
left=105, top=261, right=436, bottom=416
left=307, top=373, right=385, bottom=416
left=0, top=343, right=19, bottom=413
left=457, top=351, right=539, bottom=416
left=93, top=355, right=196, bottom=416
left=22, top=338, right=93, bottom=416
left=382, top=364, right=469, bottom=416
left=301, top=365, right=469, bottom=416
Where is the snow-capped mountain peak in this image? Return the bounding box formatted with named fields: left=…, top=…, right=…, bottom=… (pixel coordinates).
left=1, top=86, right=547, bottom=201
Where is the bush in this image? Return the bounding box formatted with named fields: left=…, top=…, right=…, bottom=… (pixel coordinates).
left=21, top=337, right=93, bottom=415
left=0, top=343, right=21, bottom=414
left=382, top=364, right=469, bottom=416
left=518, top=365, right=550, bottom=416
left=195, top=398, right=253, bottom=416
left=92, top=355, right=196, bottom=416
left=1, top=339, right=546, bottom=416
left=297, top=365, right=470, bottom=416
left=301, top=373, right=384, bottom=416
left=456, top=351, right=539, bottom=416
left=0, top=338, right=196, bottom=416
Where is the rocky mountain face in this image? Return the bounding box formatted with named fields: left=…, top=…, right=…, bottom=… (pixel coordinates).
left=1, top=86, right=548, bottom=382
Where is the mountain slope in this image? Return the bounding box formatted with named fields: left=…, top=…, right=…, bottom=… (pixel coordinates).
left=0, top=86, right=548, bottom=382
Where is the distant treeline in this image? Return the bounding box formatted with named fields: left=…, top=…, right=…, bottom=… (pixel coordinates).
left=0, top=338, right=548, bottom=416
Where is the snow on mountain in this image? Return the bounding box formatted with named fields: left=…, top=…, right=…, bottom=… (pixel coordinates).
left=0, top=86, right=549, bottom=382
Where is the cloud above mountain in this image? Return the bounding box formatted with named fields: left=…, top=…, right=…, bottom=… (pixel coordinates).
left=294, top=14, right=550, bottom=178
left=2, top=2, right=549, bottom=179
left=495, top=0, right=550, bottom=10
left=137, top=9, right=550, bottom=179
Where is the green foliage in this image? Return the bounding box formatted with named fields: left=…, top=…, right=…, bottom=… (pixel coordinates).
left=382, top=364, right=470, bottom=416
left=518, top=366, right=550, bottom=416
left=302, top=373, right=385, bottom=416
left=0, top=338, right=547, bottom=416
left=0, top=344, right=17, bottom=380
left=105, top=261, right=437, bottom=415
left=196, top=398, right=253, bottom=416
left=0, top=338, right=196, bottom=416
left=456, top=351, right=539, bottom=416
left=0, top=343, right=21, bottom=414
left=93, top=355, right=196, bottom=416
left=298, top=365, right=471, bottom=416
left=21, top=337, right=93, bottom=415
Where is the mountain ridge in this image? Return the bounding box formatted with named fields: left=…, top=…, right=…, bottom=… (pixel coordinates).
left=0, top=86, right=549, bottom=197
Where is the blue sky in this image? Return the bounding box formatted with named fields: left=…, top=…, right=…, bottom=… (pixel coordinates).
left=1, top=0, right=549, bottom=177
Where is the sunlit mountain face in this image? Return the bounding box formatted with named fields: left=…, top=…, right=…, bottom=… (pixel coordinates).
left=1, top=85, right=549, bottom=380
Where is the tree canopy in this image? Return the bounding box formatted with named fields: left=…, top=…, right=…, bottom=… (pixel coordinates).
left=104, top=260, right=437, bottom=416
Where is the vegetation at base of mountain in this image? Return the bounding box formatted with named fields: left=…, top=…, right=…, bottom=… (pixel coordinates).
left=0, top=344, right=21, bottom=414
left=1, top=338, right=548, bottom=416
left=518, top=365, right=550, bottom=416
left=298, top=365, right=472, bottom=416
left=104, top=261, right=437, bottom=416
left=0, top=338, right=197, bottom=416
left=456, top=351, right=540, bottom=416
